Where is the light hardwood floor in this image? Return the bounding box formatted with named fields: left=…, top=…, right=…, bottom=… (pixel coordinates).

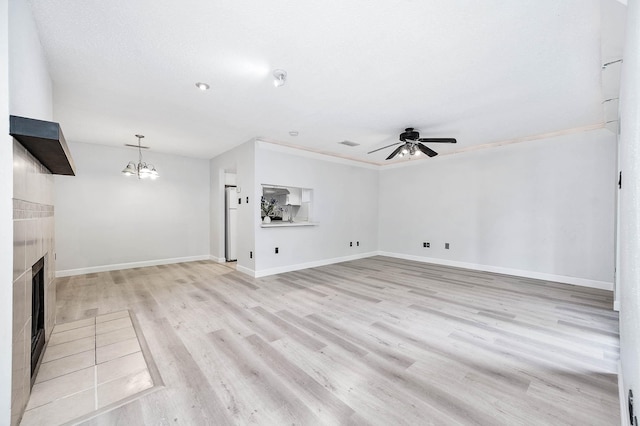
left=53, top=256, right=620, bottom=425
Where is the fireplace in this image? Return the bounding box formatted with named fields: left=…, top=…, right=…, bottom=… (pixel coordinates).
left=11, top=116, right=74, bottom=422
left=31, top=257, right=45, bottom=382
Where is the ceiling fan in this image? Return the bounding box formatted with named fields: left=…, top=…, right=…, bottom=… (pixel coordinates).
left=368, top=128, right=457, bottom=160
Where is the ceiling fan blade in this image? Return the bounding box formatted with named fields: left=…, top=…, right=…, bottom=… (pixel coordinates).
left=418, top=138, right=457, bottom=144
left=417, top=143, right=438, bottom=157
left=368, top=142, right=401, bottom=154
left=385, top=145, right=405, bottom=160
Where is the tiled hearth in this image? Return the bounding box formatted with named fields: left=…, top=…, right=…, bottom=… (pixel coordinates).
left=20, top=311, right=160, bottom=425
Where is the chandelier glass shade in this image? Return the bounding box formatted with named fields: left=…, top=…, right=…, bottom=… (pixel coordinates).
left=122, top=134, right=159, bottom=179
left=396, top=142, right=421, bottom=158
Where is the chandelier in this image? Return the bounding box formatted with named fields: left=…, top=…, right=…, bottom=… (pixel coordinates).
left=121, top=134, right=159, bottom=179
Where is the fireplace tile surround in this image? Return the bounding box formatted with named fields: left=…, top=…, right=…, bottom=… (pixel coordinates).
left=12, top=140, right=56, bottom=425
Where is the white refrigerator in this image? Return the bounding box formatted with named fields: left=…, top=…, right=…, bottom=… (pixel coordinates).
left=225, top=187, right=238, bottom=261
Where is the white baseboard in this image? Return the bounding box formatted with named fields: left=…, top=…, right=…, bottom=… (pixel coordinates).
left=253, top=251, right=378, bottom=278
left=376, top=252, right=614, bottom=291
left=55, top=255, right=212, bottom=277
left=236, top=264, right=256, bottom=277
left=56, top=251, right=614, bottom=292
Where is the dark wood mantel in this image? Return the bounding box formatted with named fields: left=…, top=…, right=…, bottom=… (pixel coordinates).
left=9, top=115, right=76, bottom=176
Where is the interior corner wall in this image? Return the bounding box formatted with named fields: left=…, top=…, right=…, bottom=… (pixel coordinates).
left=1, top=1, right=13, bottom=424
left=54, top=142, right=210, bottom=275
left=378, top=128, right=617, bottom=287
left=254, top=144, right=379, bottom=276
left=209, top=140, right=256, bottom=273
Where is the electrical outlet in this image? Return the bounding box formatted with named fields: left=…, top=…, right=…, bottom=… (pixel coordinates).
left=445, top=243, right=450, bottom=249
left=275, top=247, right=279, bottom=254
left=250, top=251, right=253, bottom=259
left=238, top=198, right=242, bottom=204
left=350, top=242, right=353, bottom=247
left=423, top=242, right=430, bottom=248
left=246, top=197, right=249, bottom=203
left=357, top=241, right=360, bottom=246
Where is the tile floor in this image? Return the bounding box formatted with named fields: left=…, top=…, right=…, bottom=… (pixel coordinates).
left=20, top=311, right=156, bottom=425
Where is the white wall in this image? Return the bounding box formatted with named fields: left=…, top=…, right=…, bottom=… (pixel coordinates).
left=55, top=142, right=210, bottom=275
left=254, top=142, right=379, bottom=276
left=210, top=140, right=255, bottom=273
left=379, top=128, right=617, bottom=288
left=618, top=0, right=640, bottom=421
left=1, top=0, right=12, bottom=423
left=8, top=0, right=52, bottom=120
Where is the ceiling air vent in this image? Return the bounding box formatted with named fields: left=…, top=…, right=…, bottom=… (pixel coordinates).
left=339, top=140, right=360, bottom=147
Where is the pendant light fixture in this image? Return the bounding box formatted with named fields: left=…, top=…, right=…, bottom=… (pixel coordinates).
left=273, top=69, right=287, bottom=87
left=122, top=134, right=159, bottom=179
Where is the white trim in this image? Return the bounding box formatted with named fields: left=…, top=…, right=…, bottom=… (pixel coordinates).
left=377, top=252, right=614, bottom=291
left=56, top=250, right=615, bottom=291
left=382, top=124, right=607, bottom=170
left=253, top=252, right=378, bottom=278
left=236, top=264, right=256, bottom=277
left=614, top=301, right=621, bottom=312
left=256, top=139, right=380, bottom=169
left=55, top=255, right=211, bottom=277
left=257, top=124, right=606, bottom=169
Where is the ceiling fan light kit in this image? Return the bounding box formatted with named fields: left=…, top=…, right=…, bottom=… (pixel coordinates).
left=368, top=127, right=457, bottom=160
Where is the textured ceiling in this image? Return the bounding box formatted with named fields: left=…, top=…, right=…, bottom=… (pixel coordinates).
left=26, top=0, right=617, bottom=164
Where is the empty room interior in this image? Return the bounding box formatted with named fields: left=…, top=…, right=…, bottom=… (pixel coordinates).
left=3, top=0, right=640, bottom=425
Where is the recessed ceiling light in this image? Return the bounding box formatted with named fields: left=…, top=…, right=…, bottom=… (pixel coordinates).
left=289, top=131, right=299, bottom=136
left=195, top=82, right=210, bottom=91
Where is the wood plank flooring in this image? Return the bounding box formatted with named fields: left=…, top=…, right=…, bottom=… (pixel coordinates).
left=53, top=256, right=620, bottom=425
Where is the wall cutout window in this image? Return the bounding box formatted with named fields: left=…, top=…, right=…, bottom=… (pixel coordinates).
left=261, top=184, right=312, bottom=223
